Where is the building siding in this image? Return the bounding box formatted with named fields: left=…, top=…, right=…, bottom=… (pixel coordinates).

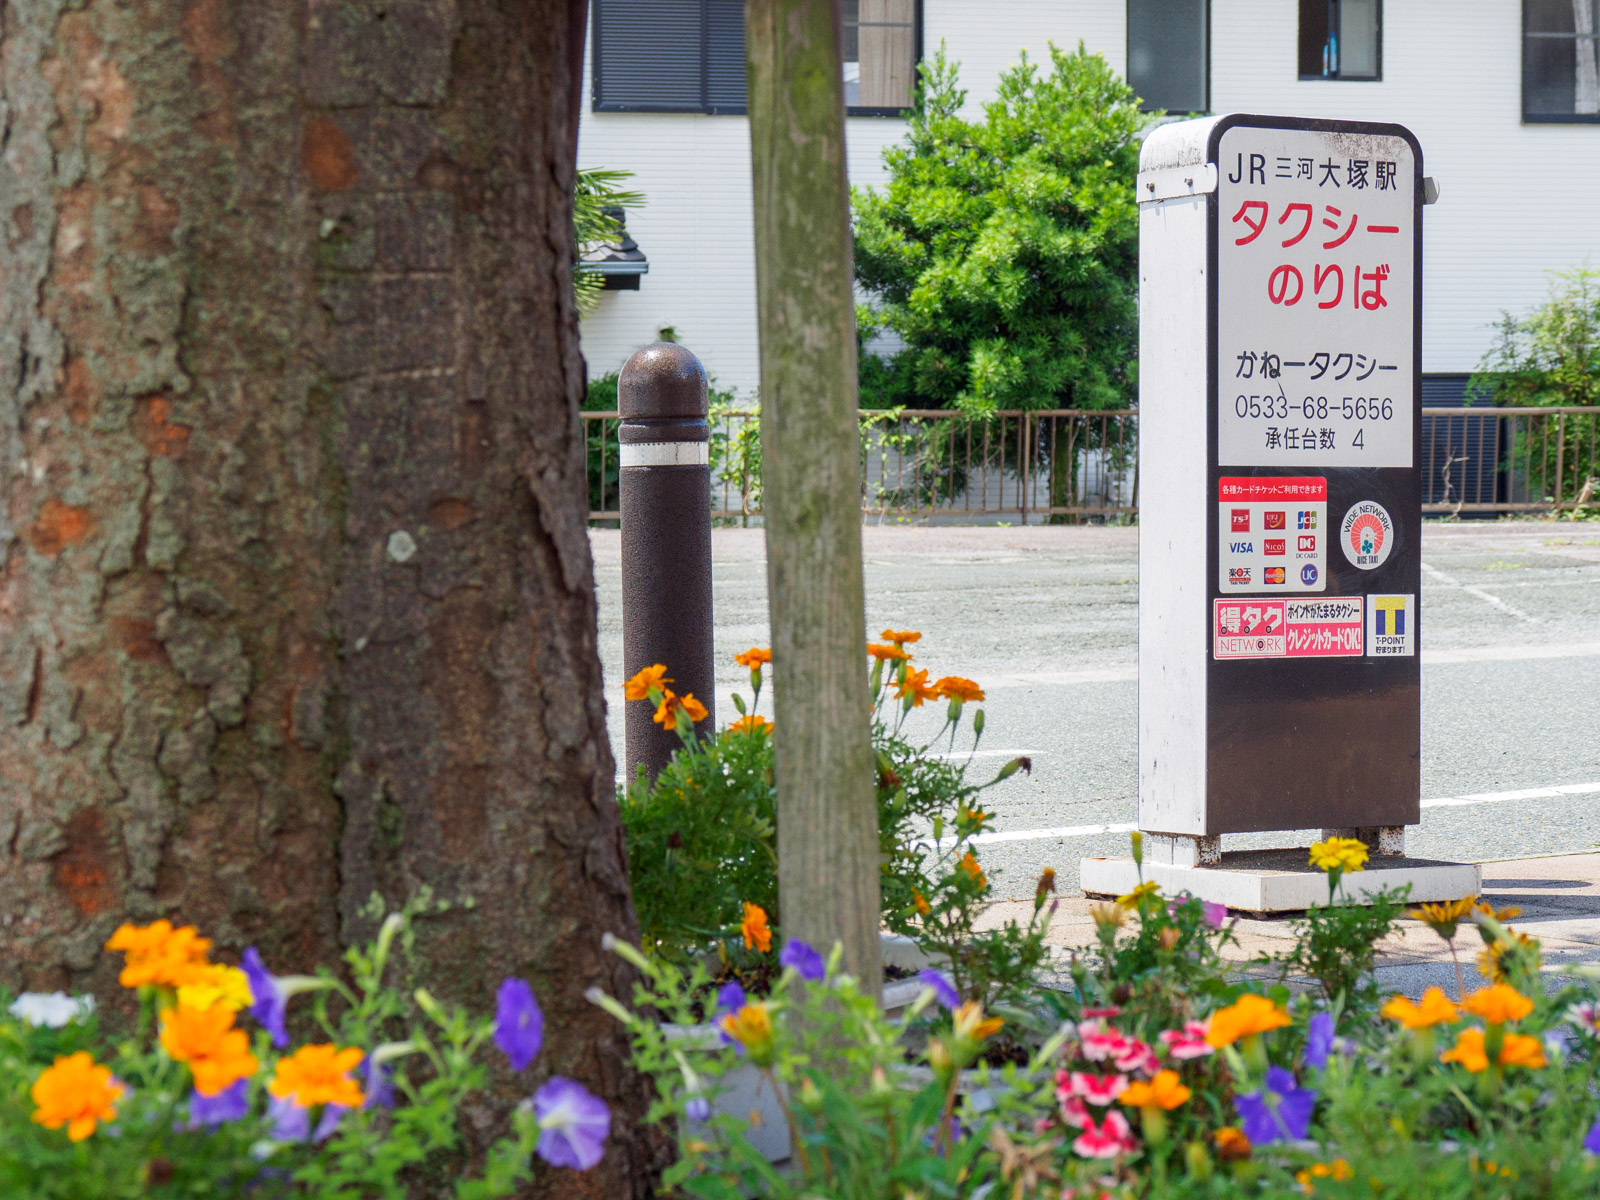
left=578, top=1, right=1600, bottom=394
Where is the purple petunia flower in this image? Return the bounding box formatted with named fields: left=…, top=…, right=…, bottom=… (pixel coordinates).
left=242, top=947, right=290, bottom=1049
left=268, top=1094, right=311, bottom=1143
left=779, top=939, right=825, bottom=983
left=363, top=1060, right=396, bottom=1110
left=494, top=978, right=545, bottom=1072
left=187, top=1079, right=250, bottom=1129
left=917, top=969, right=961, bottom=1011
left=685, top=1095, right=711, bottom=1123
left=313, top=1104, right=346, bottom=1143
left=1586, top=1115, right=1600, bottom=1155
left=1305, top=1012, right=1335, bottom=1071
left=715, top=980, right=746, bottom=1045
left=533, top=1077, right=611, bottom=1171
left=1236, top=1066, right=1316, bottom=1145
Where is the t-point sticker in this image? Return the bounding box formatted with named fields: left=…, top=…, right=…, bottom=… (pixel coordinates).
left=1218, top=477, right=1327, bottom=592
left=1366, top=593, right=1415, bottom=656
left=1340, top=500, right=1394, bottom=570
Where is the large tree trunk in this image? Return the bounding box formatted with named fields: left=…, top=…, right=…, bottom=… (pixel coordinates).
left=746, top=0, right=881, bottom=983
left=0, top=1, right=655, bottom=1193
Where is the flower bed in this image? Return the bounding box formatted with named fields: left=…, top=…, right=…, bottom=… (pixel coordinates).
left=0, top=902, right=610, bottom=1195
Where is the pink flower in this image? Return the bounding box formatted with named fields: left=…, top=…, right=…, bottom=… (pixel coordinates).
left=1082, top=1006, right=1121, bottom=1019
left=1069, top=1071, right=1128, bottom=1106
left=1072, top=1111, right=1137, bottom=1159
left=1077, top=1021, right=1130, bottom=1063
left=1058, top=1095, right=1092, bottom=1129
left=1159, top=1021, right=1215, bottom=1060
left=1033, top=1115, right=1055, bottom=1135
left=1568, top=1003, right=1600, bottom=1035
left=1112, top=1038, right=1159, bottom=1076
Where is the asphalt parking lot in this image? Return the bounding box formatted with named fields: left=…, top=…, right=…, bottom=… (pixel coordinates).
left=592, top=521, right=1600, bottom=898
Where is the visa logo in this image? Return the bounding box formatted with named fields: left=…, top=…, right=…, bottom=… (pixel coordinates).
left=1229, top=542, right=1253, bottom=554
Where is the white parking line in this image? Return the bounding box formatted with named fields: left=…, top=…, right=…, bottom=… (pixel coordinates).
left=1420, top=561, right=1539, bottom=623
left=965, top=782, right=1600, bottom=846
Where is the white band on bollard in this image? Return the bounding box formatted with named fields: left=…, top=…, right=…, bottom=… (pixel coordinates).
left=619, top=441, right=710, bottom=468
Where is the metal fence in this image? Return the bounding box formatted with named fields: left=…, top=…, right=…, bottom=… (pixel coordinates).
left=584, top=406, right=1600, bottom=522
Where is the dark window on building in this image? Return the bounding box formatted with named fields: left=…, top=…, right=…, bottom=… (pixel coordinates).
left=1299, top=0, right=1382, bottom=80
left=1127, top=0, right=1209, bottom=113
left=593, top=0, right=919, bottom=115
left=1525, top=0, right=1600, bottom=121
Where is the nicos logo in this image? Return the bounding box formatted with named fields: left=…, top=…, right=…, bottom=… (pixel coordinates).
left=1264, top=539, right=1286, bottom=556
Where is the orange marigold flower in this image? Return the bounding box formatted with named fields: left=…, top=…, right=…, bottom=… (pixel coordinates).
left=1462, top=984, right=1533, bottom=1026
left=1205, top=994, right=1291, bottom=1048
left=653, top=690, right=709, bottom=728
left=734, top=648, right=771, bottom=669
left=105, top=920, right=213, bottom=990
left=1213, top=1126, right=1252, bottom=1161
left=269, top=1044, right=366, bottom=1109
left=933, top=676, right=985, bottom=703
left=912, top=889, right=931, bottom=916
left=867, top=642, right=909, bottom=661
left=1441, top=1028, right=1545, bottom=1073
left=159, top=1004, right=260, bottom=1096
left=31, top=1053, right=125, bottom=1142
left=624, top=664, right=672, bottom=702
left=741, top=902, right=772, bottom=953
left=880, top=629, right=922, bottom=645
left=1381, top=987, right=1459, bottom=1030
left=727, top=714, right=772, bottom=736
left=958, top=852, right=987, bottom=889
left=894, top=667, right=939, bottom=707
left=953, top=1000, right=1003, bottom=1043
left=1118, top=1070, right=1191, bottom=1111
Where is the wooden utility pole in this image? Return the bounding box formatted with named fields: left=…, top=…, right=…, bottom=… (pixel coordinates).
left=745, top=0, right=881, bottom=984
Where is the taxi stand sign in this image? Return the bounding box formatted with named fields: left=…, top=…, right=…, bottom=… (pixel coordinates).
left=1134, top=115, right=1423, bottom=854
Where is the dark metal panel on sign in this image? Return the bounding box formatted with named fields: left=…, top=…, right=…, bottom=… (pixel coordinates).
left=1203, top=115, right=1423, bottom=836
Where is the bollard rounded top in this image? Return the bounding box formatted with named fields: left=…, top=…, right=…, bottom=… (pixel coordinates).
left=619, top=343, right=708, bottom=420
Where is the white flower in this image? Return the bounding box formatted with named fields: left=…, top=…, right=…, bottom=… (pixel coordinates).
left=9, top=992, right=95, bottom=1029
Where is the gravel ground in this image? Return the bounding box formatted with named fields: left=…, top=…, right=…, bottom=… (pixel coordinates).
left=592, top=521, right=1600, bottom=897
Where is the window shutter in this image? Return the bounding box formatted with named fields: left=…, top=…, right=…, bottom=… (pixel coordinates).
left=704, top=0, right=748, bottom=111
left=594, top=0, right=705, bottom=111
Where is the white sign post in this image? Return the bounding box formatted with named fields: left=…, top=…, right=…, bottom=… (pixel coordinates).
left=1081, top=115, right=1479, bottom=912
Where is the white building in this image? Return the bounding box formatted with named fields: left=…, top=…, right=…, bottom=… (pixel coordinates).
left=577, top=1, right=1600, bottom=402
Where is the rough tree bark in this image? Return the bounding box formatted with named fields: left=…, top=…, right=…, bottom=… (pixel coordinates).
left=0, top=1, right=657, bottom=1193
left=745, top=0, right=882, bottom=983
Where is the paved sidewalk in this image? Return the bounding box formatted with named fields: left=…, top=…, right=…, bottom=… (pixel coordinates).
left=979, top=852, right=1600, bottom=1000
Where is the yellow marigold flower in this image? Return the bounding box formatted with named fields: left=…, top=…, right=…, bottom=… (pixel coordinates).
left=1298, top=1159, right=1353, bottom=1190
left=726, top=714, right=772, bottom=736
left=32, top=1053, right=125, bottom=1142
left=866, top=642, right=910, bottom=661
left=624, top=664, right=672, bottom=701
left=1475, top=933, right=1539, bottom=984
left=1116, top=880, right=1160, bottom=908
left=653, top=690, right=709, bottom=728
left=1409, top=896, right=1477, bottom=940
left=1205, top=994, right=1291, bottom=1048
left=912, top=889, right=931, bottom=916
left=159, top=1004, right=260, bottom=1096
left=880, top=629, right=922, bottom=645
left=958, top=852, right=987, bottom=889
left=933, top=676, right=985, bottom=703
left=1381, top=987, right=1459, bottom=1029
left=1089, top=901, right=1127, bottom=930
left=1118, top=1070, right=1191, bottom=1111
left=740, top=902, right=772, bottom=953
left=953, top=1000, right=1003, bottom=1043
left=719, top=1003, right=773, bottom=1050
left=106, top=920, right=213, bottom=990
left=1441, top=1028, right=1489, bottom=1072
left=269, top=1044, right=365, bottom=1109
left=1462, top=984, right=1534, bottom=1025
left=1476, top=902, right=1522, bottom=923
left=734, top=648, right=771, bottom=669
left=177, top=964, right=254, bottom=1013
left=893, top=666, right=939, bottom=707
left=1213, top=1126, right=1251, bottom=1161
left=1308, top=837, right=1368, bottom=874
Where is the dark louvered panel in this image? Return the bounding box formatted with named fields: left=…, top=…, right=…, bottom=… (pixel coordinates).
left=705, top=0, right=748, bottom=111
left=594, top=0, right=704, bottom=111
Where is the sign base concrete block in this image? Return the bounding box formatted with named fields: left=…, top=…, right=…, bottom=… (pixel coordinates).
left=1080, top=848, right=1480, bottom=915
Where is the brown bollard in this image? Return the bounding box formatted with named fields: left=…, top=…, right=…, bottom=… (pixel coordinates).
left=618, top=343, right=715, bottom=780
